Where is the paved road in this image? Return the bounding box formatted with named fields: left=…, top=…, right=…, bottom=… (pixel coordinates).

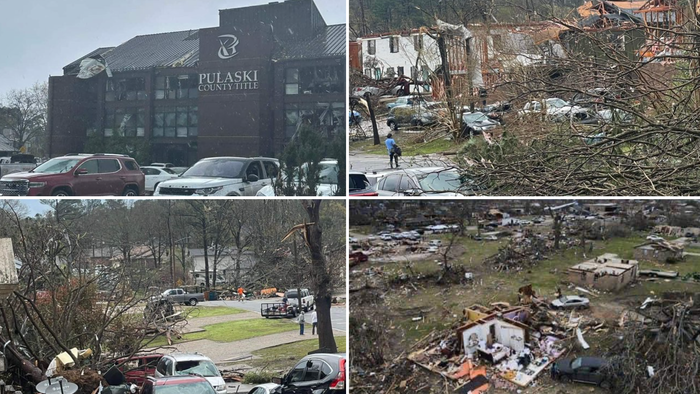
left=205, top=297, right=346, bottom=333
left=349, top=151, right=455, bottom=174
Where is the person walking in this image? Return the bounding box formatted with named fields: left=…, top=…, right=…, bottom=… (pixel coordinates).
left=298, top=311, right=306, bottom=335
left=386, top=133, right=399, bottom=168
left=311, top=310, right=318, bottom=335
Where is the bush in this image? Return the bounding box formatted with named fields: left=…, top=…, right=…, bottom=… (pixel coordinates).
left=243, top=371, right=278, bottom=385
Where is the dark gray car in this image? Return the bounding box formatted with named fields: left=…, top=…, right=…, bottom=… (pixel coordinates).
left=551, top=357, right=613, bottom=389
left=273, top=353, right=346, bottom=393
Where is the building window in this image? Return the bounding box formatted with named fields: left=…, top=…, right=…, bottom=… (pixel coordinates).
left=284, top=102, right=345, bottom=139
left=397, top=67, right=404, bottom=77
left=390, top=37, right=399, bottom=53
left=413, top=35, right=423, bottom=51
left=285, top=68, right=300, bottom=95
left=105, top=78, right=146, bottom=102
left=155, top=75, right=199, bottom=100
left=103, top=108, right=145, bottom=137
left=367, top=40, right=376, bottom=55
left=284, top=65, right=344, bottom=95
left=153, top=106, right=198, bottom=138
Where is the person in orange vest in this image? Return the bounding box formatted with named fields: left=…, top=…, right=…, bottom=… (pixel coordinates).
left=237, top=287, right=244, bottom=302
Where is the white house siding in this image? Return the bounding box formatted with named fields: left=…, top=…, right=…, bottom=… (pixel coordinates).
left=359, top=34, right=441, bottom=80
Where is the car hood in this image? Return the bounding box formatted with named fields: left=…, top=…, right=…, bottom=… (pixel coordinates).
left=159, top=177, right=242, bottom=188
left=1, top=171, right=61, bottom=181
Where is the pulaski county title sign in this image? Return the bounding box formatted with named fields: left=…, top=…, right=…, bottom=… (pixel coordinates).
left=198, top=71, right=260, bottom=91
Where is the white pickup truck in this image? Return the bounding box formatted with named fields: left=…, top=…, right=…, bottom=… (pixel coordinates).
left=0, top=155, right=37, bottom=177
left=285, top=288, right=315, bottom=312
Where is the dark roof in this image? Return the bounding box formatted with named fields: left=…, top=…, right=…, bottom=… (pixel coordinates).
left=276, top=24, right=346, bottom=60
left=64, top=30, right=200, bottom=74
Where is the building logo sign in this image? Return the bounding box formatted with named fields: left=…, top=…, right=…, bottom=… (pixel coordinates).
left=199, top=71, right=259, bottom=91
left=218, top=34, right=240, bottom=59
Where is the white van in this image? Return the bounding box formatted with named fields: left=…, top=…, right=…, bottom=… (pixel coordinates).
left=193, top=272, right=227, bottom=287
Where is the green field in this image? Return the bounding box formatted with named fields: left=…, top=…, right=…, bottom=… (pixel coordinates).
left=183, top=306, right=246, bottom=319
left=244, top=336, right=347, bottom=371
left=147, top=318, right=298, bottom=347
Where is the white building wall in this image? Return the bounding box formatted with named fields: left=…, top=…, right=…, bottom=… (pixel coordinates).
left=359, top=34, right=441, bottom=80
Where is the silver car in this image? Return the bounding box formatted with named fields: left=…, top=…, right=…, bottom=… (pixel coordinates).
left=551, top=295, right=590, bottom=309
left=374, top=167, right=477, bottom=196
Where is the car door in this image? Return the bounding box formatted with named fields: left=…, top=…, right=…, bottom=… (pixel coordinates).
left=377, top=174, right=401, bottom=196
left=97, top=158, right=123, bottom=195
left=398, top=175, right=419, bottom=196
left=261, top=160, right=278, bottom=189
left=142, top=168, right=158, bottom=191
left=241, top=161, right=265, bottom=196
left=572, top=366, right=592, bottom=384
left=72, top=159, right=101, bottom=196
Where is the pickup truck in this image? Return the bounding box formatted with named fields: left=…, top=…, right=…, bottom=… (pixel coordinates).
left=261, top=302, right=299, bottom=318
left=286, top=288, right=314, bottom=312
left=0, top=154, right=37, bottom=177
left=159, top=288, right=205, bottom=306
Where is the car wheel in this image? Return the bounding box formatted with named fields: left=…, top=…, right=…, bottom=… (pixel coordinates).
left=123, top=186, right=139, bottom=196
left=599, top=380, right=611, bottom=389
left=388, top=121, right=398, bottom=131
left=51, top=188, right=71, bottom=196
left=189, top=298, right=197, bottom=306
left=559, top=375, right=572, bottom=383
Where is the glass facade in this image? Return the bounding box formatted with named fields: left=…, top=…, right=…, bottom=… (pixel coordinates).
left=153, top=106, right=198, bottom=138
left=103, top=108, right=145, bottom=137
left=105, top=78, right=146, bottom=101
left=284, top=65, right=344, bottom=95
left=155, top=75, right=199, bottom=100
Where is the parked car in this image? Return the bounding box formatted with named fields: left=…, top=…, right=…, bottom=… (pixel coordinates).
left=149, top=162, right=175, bottom=168
left=349, top=171, right=378, bottom=196
left=551, top=357, right=613, bottom=389
left=154, top=157, right=278, bottom=196
left=520, top=98, right=588, bottom=122
left=427, top=246, right=439, bottom=253
left=484, top=235, right=498, bottom=241
left=141, top=166, right=180, bottom=194
left=248, top=383, right=281, bottom=394
left=429, top=240, right=442, bottom=247
left=380, top=234, right=393, bottom=241
left=0, top=153, right=144, bottom=196
left=351, top=86, right=381, bottom=97
left=646, top=235, right=665, bottom=242
left=386, top=96, right=420, bottom=110
left=349, top=237, right=358, bottom=244
left=374, top=167, right=478, bottom=196
left=159, top=288, right=205, bottom=306
left=285, top=288, right=314, bottom=312
left=386, top=105, right=438, bottom=130
left=155, top=353, right=227, bottom=394
left=141, top=376, right=218, bottom=394
left=256, top=159, right=338, bottom=196
left=0, top=154, right=38, bottom=177
left=461, top=112, right=500, bottom=137
left=116, top=354, right=163, bottom=386
left=272, top=353, right=346, bottom=393
left=551, top=295, right=590, bottom=309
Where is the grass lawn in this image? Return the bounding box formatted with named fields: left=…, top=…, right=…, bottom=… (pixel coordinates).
left=351, top=137, right=460, bottom=156
left=245, top=336, right=347, bottom=371
left=148, top=319, right=297, bottom=347
left=183, top=306, right=246, bottom=319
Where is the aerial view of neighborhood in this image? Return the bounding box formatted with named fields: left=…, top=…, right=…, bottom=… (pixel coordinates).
left=349, top=199, right=700, bottom=393
left=0, top=199, right=346, bottom=393
left=348, top=0, right=698, bottom=196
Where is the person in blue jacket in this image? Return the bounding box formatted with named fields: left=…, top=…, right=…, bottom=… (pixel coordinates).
left=386, top=133, right=399, bottom=168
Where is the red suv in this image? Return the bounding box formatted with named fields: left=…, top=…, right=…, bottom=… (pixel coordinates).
left=0, top=153, right=145, bottom=196
left=141, top=376, right=217, bottom=394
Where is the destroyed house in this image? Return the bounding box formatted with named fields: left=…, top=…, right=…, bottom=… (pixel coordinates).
left=457, top=305, right=531, bottom=358
left=567, top=253, right=639, bottom=291
left=633, top=241, right=683, bottom=263
left=47, top=0, right=345, bottom=165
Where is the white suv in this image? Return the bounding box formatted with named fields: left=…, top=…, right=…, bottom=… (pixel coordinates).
left=155, top=353, right=226, bottom=394
left=154, top=157, right=278, bottom=196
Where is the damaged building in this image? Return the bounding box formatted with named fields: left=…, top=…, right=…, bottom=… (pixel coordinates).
left=47, top=0, right=346, bottom=165
left=567, top=253, right=639, bottom=291
left=633, top=240, right=684, bottom=263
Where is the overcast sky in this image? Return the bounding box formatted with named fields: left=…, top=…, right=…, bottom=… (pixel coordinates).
left=0, top=0, right=346, bottom=95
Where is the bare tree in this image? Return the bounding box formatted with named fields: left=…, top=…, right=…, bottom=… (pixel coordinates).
left=0, top=82, right=47, bottom=154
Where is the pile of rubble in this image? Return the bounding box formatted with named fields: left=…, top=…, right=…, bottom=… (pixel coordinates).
left=609, top=293, right=700, bottom=394
left=483, top=237, right=551, bottom=272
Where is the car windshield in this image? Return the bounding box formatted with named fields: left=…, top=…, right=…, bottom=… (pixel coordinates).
left=416, top=171, right=464, bottom=192
left=546, top=98, right=568, bottom=108
left=31, top=158, right=81, bottom=174
left=299, top=162, right=338, bottom=184
left=155, top=382, right=216, bottom=394
left=181, top=159, right=245, bottom=178
left=571, top=358, right=583, bottom=369
left=463, top=112, right=489, bottom=123
left=175, top=360, right=220, bottom=377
